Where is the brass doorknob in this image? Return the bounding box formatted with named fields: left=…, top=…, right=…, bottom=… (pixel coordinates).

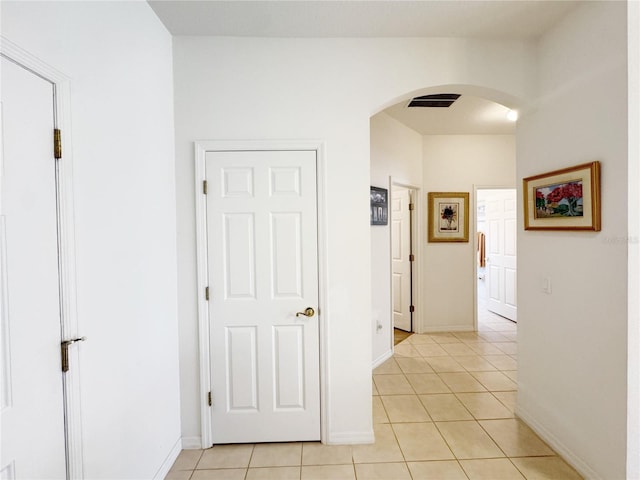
left=296, top=307, right=315, bottom=318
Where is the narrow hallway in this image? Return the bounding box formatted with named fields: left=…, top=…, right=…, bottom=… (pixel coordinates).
left=167, top=315, right=582, bottom=479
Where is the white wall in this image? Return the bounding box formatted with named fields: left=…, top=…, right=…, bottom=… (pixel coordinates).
left=1, top=2, right=181, bottom=478
left=516, top=2, right=629, bottom=478
left=628, top=3, right=640, bottom=478
left=422, top=135, right=515, bottom=331
left=370, top=112, right=423, bottom=365
left=173, top=36, right=535, bottom=444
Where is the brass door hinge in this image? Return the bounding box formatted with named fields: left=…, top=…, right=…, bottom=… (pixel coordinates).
left=208, top=391, right=212, bottom=406
left=54, top=129, right=62, bottom=159
left=203, top=180, right=208, bottom=195
left=409, top=254, right=415, bottom=262
left=205, top=286, right=210, bottom=301
left=409, top=305, right=415, bottom=313
left=60, top=337, right=86, bottom=372
left=409, top=203, right=414, bottom=211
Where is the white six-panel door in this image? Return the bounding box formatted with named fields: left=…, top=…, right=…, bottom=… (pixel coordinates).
left=0, top=57, right=67, bottom=478
left=205, top=150, right=320, bottom=443
left=486, top=189, right=517, bottom=322
left=391, top=187, right=412, bottom=332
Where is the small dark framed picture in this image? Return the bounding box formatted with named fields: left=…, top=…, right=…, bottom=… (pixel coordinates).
left=370, top=186, right=388, bottom=225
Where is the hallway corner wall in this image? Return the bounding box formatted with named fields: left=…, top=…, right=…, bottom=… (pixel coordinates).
left=370, top=112, right=423, bottom=365
left=516, top=2, right=629, bottom=478
left=1, top=3, right=181, bottom=478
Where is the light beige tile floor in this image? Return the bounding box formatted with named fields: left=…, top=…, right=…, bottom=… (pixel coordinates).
left=166, top=312, right=582, bottom=479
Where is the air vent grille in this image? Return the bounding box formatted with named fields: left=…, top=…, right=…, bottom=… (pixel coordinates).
left=408, top=94, right=461, bottom=108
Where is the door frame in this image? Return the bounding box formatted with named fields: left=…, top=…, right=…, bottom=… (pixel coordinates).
left=0, top=37, right=83, bottom=478
left=473, top=185, right=517, bottom=330
left=389, top=179, right=423, bottom=338
left=194, top=140, right=328, bottom=448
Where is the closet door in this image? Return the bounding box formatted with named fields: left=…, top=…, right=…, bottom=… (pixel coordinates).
left=0, top=57, right=67, bottom=479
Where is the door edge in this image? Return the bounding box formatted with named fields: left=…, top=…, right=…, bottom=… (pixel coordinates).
left=1, top=36, right=83, bottom=479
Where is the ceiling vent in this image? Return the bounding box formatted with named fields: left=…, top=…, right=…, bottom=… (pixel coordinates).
left=408, top=93, right=461, bottom=108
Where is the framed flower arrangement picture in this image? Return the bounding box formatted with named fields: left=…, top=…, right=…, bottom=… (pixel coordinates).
left=428, top=192, right=469, bottom=242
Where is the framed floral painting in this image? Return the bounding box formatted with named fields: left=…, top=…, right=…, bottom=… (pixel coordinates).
left=523, top=161, right=601, bottom=231
left=428, top=192, right=469, bottom=242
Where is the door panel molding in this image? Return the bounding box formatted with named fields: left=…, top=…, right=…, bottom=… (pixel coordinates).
left=0, top=36, right=82, bottom=479
left=195, top=140, right=328, bottom=448
left=0, top=218, right=12, bottom=413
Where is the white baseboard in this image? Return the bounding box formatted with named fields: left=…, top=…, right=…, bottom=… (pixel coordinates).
left=515, top=405, right=601, bottom=480
left=182, top=428, right=375, bottom=448
left=153, top=437, right=182, bottom=480
left=324, top=430, right=375, bottom=445
left=181, top=436, right=203, bottom=449
left=372, top=349, right=393, bottom=369
left=421, top=325, right=474, bottom=333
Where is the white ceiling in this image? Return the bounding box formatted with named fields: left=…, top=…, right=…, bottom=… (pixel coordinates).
left=149, top=0, right=580, bottom=134
left=384, top=95, right=516, bottom=135
left=148, top=0, right=580, bottom=39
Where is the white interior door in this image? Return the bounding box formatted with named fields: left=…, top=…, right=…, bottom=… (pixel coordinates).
left=391, top=187, right=412, bottom=332
left=485, top=189, right=517, bottom=322
left=205, top=150, right=320, bottom=443
left=0, top=58, right=67, bottom=478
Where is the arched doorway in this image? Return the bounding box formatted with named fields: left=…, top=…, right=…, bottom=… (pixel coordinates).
left=370, top=86, right=522, bottom=365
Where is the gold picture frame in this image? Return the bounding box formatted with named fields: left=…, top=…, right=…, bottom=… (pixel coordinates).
left=523, top=161, right=601, bottom=231
left=428, top=192, right=469, bottom=242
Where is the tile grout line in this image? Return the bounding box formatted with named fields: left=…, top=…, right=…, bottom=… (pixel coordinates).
left=383, top=377, right=411, bottom=478
left=243, top=444, right=255, bottom=480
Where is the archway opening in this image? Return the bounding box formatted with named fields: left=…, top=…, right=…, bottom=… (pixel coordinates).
left=370, top=85, right=521, bottom=365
